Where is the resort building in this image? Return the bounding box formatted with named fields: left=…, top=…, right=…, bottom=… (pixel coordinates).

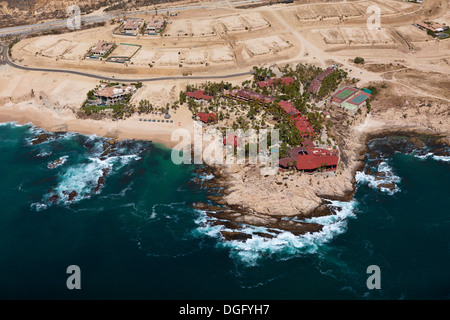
left=225, top=89, right=276, bottom=105
left=279, top=139, right=339, bottom=173
left=186, top=90, right=213, bottom=102
left=277, top=100, right=300, bottom=116
left=123, top=18, right=144, bottom=35
left=291, top=114, right=315, bottom=138
left=307, top=67, right=336, bottom=95
left=221, top=83, right=324, bottom=168
left=197, top=112, right=217, bottom=123
left=94, top=84, right=136, bottom=105
left=146, top=19, right=165, bottom=34
left=89, top=41, right=115, bottom=58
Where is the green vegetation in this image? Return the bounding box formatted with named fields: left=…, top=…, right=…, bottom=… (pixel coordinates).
left=179, top=63, right=352, bottom=154
left=252, top=66, right=273, bottom=82
left=82, top=83, right=141, bottom=120
left=317, top=69, right=347, bottom=99
left=427, top=29, right=436, bottom=37
left=354, top=57, right=365, bottom=64
left=131, top=82, right=143, bottom=89
left=8, top=37, right=21, bottom=56
left=137, top=99, right=153, bottom=114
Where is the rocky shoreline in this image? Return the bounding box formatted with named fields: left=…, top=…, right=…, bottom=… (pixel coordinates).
left=191, top=130, right=449, bottom=242
left=30, top=132, right=129, bottom=205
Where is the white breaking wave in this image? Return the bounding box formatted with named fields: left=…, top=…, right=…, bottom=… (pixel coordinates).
left=30, top=202, right=48, bottom=212
left=414, top=152, right=450, bottom=162
left=47, top=156, right=69, bottom=169
left=33, top=153, right=141, bottom=209
left=356, top=160, right=401, bottom=195
left=433, top=155, right=450, bottom=162
left=0, top=121, right=32, bottom=127
left=193, top=200, right=357, bottom=267
left=37, top=151, right=52, bottom=158
left=199, top=173, right=215, bottom=181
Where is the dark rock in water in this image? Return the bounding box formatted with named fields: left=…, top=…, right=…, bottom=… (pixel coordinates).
left=307, top=204, right=332, bottom=218
left=48, top=194, right=60, bottom=204
left=100, top=144, right=115, bottom=159
left=368, top=151, right=378, bottom=160
left=93, top=168, right=111, bottom=193
left=407, top=137, right=424, bottom=149
left=270, top=220, right=322, bottom=236
left=94, top=177, right=105, bottom=193
left=374, top=170, right=385, bottom=177
left=378, top=183, right=396, bottom=191
left=67, top=191, right=78, bottom=201
left=102, top=167, right=111, bottom=176
left=432, top=147, right=450, bottom=157
left=253, top=232, right=275, bottom=239
left=99, top=139, right=121, bottom=159
left=47, top=157, right=67, bottom=169
left=31, top=133, right=53, bottom=145
left=191, top=202, right=225, bottom=212
left=221, top=231, right=252, bottom=241
left=211, top=220, right=242, bottom=230
left=62, top=190, right=78, bottom=201
left=370, top=159, right=383, bottom=168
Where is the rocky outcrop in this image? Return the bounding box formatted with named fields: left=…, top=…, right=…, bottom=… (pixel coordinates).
left=193, top=84, right=449, bottom=237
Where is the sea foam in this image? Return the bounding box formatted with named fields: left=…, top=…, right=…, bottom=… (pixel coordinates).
left=194, top=200, right=357, bottom=267
left=356, top=160, right=401, bottom=195
left=414, top=152, right=450, bottom=162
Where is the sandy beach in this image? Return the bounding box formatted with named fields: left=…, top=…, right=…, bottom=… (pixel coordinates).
left=0, top=64, right=199, bottom=148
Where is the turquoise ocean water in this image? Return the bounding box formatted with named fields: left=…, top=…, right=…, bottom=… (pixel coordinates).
left=0, top=122, right=448, bottom=299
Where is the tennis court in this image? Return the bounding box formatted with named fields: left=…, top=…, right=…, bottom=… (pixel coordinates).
left=331, top=86, right=358, bottom=102
left=349, top=93, right=370, bottom=105
left=337, top=89, right=354, bottom=99
left=341, top=102, right=358, bottom=111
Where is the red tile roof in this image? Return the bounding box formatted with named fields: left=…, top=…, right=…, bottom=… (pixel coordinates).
left=291, top=115, right=315, bottom=138
left=295, top=153, right=339, bottom=171
left=307, top=67, right=335, bottom=94
left=186, top=90, right=213, bottom=100
left=197, top=112, right=217, bottom=123
left=277, top=100, right=301, bottom=115
left=279, top=77, right=295, bottom=86
left=228, top=89, right=276, bottom=104
left=256, top=79, right=276, bottom=88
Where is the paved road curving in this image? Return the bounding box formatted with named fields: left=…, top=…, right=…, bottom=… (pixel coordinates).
left=1, top=44, right=252, bottom=82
